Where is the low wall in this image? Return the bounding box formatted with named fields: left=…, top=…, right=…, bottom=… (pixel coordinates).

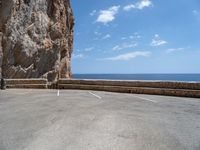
left=58, top=79, right=200, bottom=90
left=4, top=79, right=48, bottom=89
left=58, top=79, right=200, bottom=98
left=1, top=78, right=200, bottom=98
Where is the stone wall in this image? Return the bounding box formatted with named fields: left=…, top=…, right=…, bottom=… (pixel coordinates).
left=58, top=79, right=200, bottom=90
left=5, top=79, right=48, bottom=89
left=58, top=79, right=200, bottom=98
left=2, top=79, right=200, bottom=97
left=0, top=0, right=74, bottom=81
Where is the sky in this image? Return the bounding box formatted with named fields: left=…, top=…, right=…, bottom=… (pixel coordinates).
left=71, top=0, right=200, bottom=74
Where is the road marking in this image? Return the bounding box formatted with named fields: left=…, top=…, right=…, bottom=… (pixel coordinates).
left=57, top=90, right=60, bottom=96
left=132, top=95, right=157, bottom=103
left=89, top=92, right=102, bottom=99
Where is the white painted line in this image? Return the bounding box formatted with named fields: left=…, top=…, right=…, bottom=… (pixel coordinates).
left=132, top=95, right=157, bottom=103
left=57, top=90, right=60, bottom=97
left=89, top=92, right=102, bottom=99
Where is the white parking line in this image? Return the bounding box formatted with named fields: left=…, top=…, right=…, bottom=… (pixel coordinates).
left=132, top=95, right=157, bottom=103
left=57, top=90, right=60, bottom=96
left=89, top=92, right=102, bottom=99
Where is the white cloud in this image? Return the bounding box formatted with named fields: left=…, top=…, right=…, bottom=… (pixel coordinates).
left=151, top=34, right=167, bottom=46
left=94, top=31, right=102, bottom=36
left=136, top=0, right=153, bottom=9
left=103, top=51, right=151, bottom=61
left=124, top=4, right=136, bottom=11
left=121, top=33, right=141, bottom=40
left=129, top=36, right=134, bottom=39
left=84, top=47, right=94, bottom=52
left=112, top=42, right=138, bottom=51
left=97, top=6, right=120, bottom=24
left=123, top=0, right=153, bottom=11
left=121, top=37, right=127, bottom=40
left=72, top=54, right=84, bottom=59
left=90, top=10, right=97, bottom=16
left=166, top=48, right=184, bottom=53
left=102, top=34, right=111, bottom=40
left=112, top=45, right=121, bottom=51
left=129, top=33, right=141, bottom=39
left=133, top=32, right=142, bottom=39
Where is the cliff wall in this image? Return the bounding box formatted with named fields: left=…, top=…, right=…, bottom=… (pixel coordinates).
left=0, top=0, right=74, bottom=81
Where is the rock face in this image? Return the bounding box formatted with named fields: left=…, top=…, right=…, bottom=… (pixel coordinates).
left=0, top=0, right=74, bottom=81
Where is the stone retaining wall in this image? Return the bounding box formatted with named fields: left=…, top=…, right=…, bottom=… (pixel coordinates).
left=1, top=79, right=200, bottom=98
left=4, top=79, right=48, bottom=89
left=58, top=79, right=200, bottom=98
left=58, top=79, right=200, bottom=90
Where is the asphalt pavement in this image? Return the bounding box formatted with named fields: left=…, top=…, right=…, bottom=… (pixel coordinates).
left=0, top=89, right=200, bottom=150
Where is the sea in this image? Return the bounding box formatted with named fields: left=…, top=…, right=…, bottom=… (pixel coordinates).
left=72, top=74, right=200, bottom=82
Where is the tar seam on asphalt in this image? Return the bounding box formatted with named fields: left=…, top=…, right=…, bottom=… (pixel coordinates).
left=132, top=95, right=157, bottom=103
left=89, top=92, right=102, bottom=99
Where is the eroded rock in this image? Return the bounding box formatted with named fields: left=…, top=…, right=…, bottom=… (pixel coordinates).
left=0, top=0, right=74, bottom=81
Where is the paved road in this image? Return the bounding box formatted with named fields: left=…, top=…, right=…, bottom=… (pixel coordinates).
left=0, top=89, right=200, bottom=150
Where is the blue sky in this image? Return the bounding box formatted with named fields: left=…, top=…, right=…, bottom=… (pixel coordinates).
left=71, top=0, right=200, bottom=74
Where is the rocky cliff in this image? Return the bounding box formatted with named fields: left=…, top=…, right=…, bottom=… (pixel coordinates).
left=0, top=0, right=74, bottom=81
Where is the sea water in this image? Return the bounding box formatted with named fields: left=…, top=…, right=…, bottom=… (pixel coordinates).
left=72, top=74, right=200, bottom=82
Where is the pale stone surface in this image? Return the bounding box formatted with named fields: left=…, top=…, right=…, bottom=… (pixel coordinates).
left=0, top=0, right=74, bottom=81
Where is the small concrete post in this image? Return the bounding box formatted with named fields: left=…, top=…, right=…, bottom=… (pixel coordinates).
left=1, top=78, right=6, bottom=90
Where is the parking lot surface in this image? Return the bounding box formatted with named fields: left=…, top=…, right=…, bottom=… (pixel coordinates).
left=0, top=89, right=200, bottom=150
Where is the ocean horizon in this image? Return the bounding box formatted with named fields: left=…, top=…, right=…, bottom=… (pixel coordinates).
left=72, top=74, right=200, bottom=82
